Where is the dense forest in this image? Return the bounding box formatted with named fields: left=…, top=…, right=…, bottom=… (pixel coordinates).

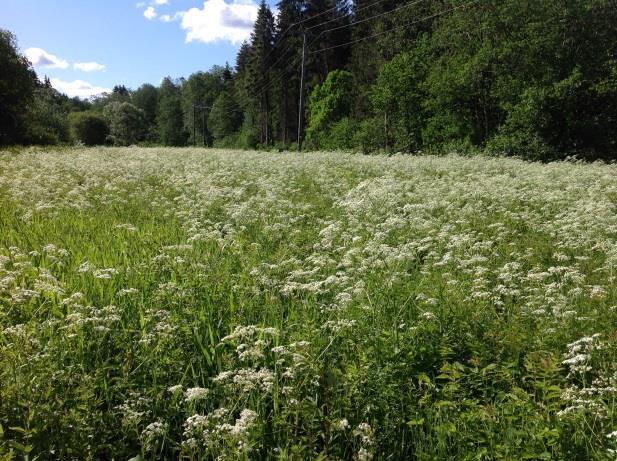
left=2, top=0, right=617, bottom=160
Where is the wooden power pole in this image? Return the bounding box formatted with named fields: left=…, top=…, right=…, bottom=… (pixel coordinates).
left=297, top=31, right=307, bottom=152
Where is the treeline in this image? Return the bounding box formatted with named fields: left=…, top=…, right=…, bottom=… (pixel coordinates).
left=2, top=0, right=617, bottom=160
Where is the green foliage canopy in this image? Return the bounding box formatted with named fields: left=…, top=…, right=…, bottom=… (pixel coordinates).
left=68, top=111, right=109, bottom=146
left=104, top=102, right=146, bottom=146
left=0, top=29, right=37, bottom=145
left=305, top=70, right=354, bottom=149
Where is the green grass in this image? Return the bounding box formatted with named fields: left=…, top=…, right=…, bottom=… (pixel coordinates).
left=0, top=147, right=616, bottom=460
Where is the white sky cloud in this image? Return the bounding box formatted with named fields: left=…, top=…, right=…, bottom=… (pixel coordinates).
left=179, top=0, right=258, bottom=45
left=50, top=78, right=111, bottom=99
left=74, top=62, right=106, bottom=72
left=24, top=47, right=69, bottom=69
left=153, top=0, right=169, bottom=4
left=144, top=6, right=157, bottom=20
left=160, top=11, right=184, bottom=22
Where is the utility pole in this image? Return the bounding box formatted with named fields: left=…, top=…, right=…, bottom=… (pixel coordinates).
left=297, top=30, right=307, bottom=152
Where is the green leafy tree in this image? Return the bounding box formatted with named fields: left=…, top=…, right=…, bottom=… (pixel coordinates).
left=0, top=29, right=37, bottom=145
left=133, top=84, right=159, bottom=142
left=371, top=38, right=430, bottom=152
left=25, top=83, right=71, bottom=145
left=158, top=77, right=187, bottom=146
left=132, top=84, right=158, bottom=124
left=234, top=41, right=260, bottom=148
left=424, top=0, right=617, bottom=159
left=103, top=101, right=146, bottom=146
left=68, top=111, right=109, bottom=145
left=181, top=70, right=225, bottom=146
left=90, top=85, right=131, bottom=112
left=273, top=0, right=305, bottom=147
left=305, top=70, right=354, bottom=148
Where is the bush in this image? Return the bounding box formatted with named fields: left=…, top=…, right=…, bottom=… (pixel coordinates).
left=353, top=117, right=387, bottom=154
left=68, top=112, right=109, bottom=146
left=213, top=133, right=242, bottom=149
left=306, top=117, right=357, bottom=151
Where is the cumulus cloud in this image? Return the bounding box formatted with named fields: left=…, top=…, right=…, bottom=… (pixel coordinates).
left=24, top=48, right=69, bottom=69
left=50, top=78, right=111, bottom=99
left=179, top=0, right=258, bottom=45
left=74, top=62, right=106, bottom=72
left=153, top=0, right=169, bottom=4
left=160, top=12, right=184, bottom=22
left=144, top=6, right=157, bottom=20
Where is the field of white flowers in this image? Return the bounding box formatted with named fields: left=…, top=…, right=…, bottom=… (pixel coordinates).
left=1, top=147, right=616, bottom=460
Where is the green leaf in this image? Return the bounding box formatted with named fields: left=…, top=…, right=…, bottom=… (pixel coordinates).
left=407, top=418, right=425, bottom=427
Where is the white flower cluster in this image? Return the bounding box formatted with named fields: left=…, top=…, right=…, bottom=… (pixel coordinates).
left=562, top=334, right=603, bottom=377
left=140, top=421, right=167, bottom=451
left=184, top=387, right=209, bottom=403
left=182, top=408, right=258, bottom=455
left=220, top=325, right=280, bottom=362
left=354, top=422, right=375, bottom=461
left=213, top=368, right=275, bottom=393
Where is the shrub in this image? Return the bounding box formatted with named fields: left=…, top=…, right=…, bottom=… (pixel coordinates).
left=352, top=117, right=387, bottom=154
left=68, top=111, right=109, bottom=146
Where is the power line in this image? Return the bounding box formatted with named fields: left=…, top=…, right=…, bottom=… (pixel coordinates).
left=243, top=45, right=299, bottom=99
left=309, top=0, right=479, bottom=55
left=250, top=0, right=443, bottom=91
left=296, top=2, right=346, bottom=27
left=308, top=0, right=426, bottom=33
left=259, top=1, right=345, bottom=70
left=308, top=0, right=429, bottom=48
left=268, top=0, right=396, bottom=65
left=225, top=0, right=480, bottom=148
left=210, top=52, right=302, bottom=123
left=256, top=0, right=423, bottom=90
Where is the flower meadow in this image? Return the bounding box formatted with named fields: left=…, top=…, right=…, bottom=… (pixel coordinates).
left=1, top=148, right=617, bottom=460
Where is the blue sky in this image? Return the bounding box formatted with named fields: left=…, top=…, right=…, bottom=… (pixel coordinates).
left=2, top=0, right=276, bottom=98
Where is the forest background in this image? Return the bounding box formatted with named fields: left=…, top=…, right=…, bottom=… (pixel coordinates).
left=2, top=0, right=617, bottom=161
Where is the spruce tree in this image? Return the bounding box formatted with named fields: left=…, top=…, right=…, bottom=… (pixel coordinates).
left=247, top=1, right=276, bottom=145
left=275, top=0, right=304, bottom=146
